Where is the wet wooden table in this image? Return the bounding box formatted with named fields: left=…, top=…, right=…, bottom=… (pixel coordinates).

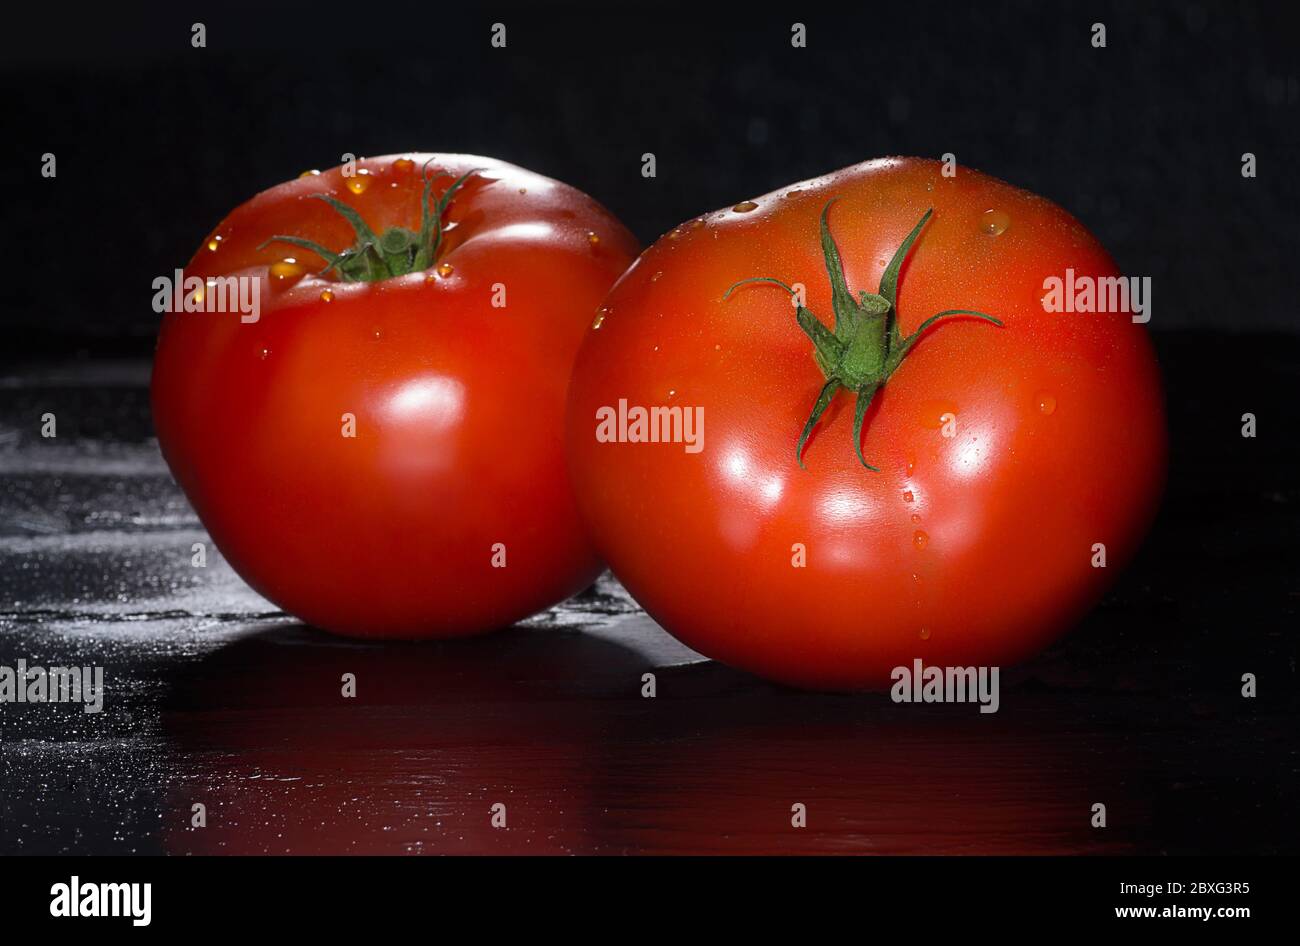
left=1, top=333, right=1296, bottom=854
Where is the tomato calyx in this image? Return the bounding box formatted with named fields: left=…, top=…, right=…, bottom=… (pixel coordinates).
left=259, top=164, right=478, bottom=283
left=725, top=200, right=1003, bottom=471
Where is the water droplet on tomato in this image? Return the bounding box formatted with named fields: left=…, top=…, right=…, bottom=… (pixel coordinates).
left=1037, top=393, right=1057, bottom=415
left=980, top=209, right=1010, bottom=236
left=258, top=347, right=271, bottom=360
left=436, top=262, right=455, bottom=278
left=269, top=259, right=303, bottom=281
left=346, top=172, right=371, bottom=195
left=591, top=307, right=608, bottom=330
left=299, top=169, right=321, bottom=178
left=393, top=158, right=415, bottom=173
left=919, top=627, right=931, bottom=640
left=320, top=289, right=334, bottom=303
left=911, top=513, right=921, bottom=524
left=913, top=529, right=929, bottom=550
left=902, top=490, right=914, bottom=503
left=587, top=231, right=600, bottom=246
left=650, top=271, right=663, bottom=282
left=207, top=236, right=222, bottom=252
left=732, top=200, right=759, bottom=213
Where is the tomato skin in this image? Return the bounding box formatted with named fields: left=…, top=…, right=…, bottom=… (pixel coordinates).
left=566, top=157, right=1166, bottom=690
left=153, top=154, right=638, bottom=637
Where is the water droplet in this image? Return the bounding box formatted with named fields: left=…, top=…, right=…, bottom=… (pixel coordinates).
left=518, top=187, right=527, bottom=195
left=919, top=627, right=931, bottom=640
left=258, top=347, right=271, bottom=360
left=689, top=218, right=705, bottom=230
left=591, top=307, right=608, bottom=329
left=902, top=490, right=914, bottom=503
left=714, top=344, right=721, bottom=351
left=1037, top=393, right=1057, bottom=415
left=269, top=259, right=303, bottom=281
left=732, top=200, right=759, bottom=213
left=666, top=228, right=682, bottom=241
left=299, top=169, right=321, bottom=178
left=980, top=209, right=1010, bottom=236
left=587, top=231, right=600, bottom=245
left=393, top=158, right=415, bottom=173
left=436, top=262, right=455, bottom=278
left=372, top=329, right=382, bottom=340
left=925, top=180, right=934, bottom=192
left=207, top=236, right=222, bottom=252
left=346, top=172, right=371, bottom=195
left=667, top=389, right=676, bottom=398
left=785, top=189, right=802, bottom=199
left=320, top=289, right=334, bottom=303
left=911, top=513, right=921, bottom=524
left=650, top=271, right=663, bottom=282
left=913, top=529, right=929, bottom=550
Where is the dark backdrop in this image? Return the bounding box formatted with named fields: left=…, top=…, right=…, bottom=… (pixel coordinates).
left=3, top=0, right=1297, bottom=353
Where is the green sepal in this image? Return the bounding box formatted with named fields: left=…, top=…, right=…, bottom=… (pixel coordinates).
left=886, top=309, right=1005, bottom=374
left=796, top=378, right=840, bottom=470
left=257, top=234, right=344, bottom=272
left=852, top=383, right=882, bottom=471
left=819, top=200, right=858, bottom=335
left=412, top=166, right=479, bottom=272
left=880, top=208, right=933, bottom=349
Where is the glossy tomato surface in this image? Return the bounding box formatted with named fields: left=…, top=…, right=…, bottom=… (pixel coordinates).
left=566, top=158, right=1165, bottom=689
left=154, top=154, right=638, bottom=637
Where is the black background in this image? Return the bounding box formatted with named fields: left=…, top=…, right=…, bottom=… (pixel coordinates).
left=2, top=0, right=1298, bottom=353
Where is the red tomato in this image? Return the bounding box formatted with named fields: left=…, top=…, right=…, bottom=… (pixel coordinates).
left=566, top=158, right=1166, bottom=689
left=153, top=154, right=638, bottom=637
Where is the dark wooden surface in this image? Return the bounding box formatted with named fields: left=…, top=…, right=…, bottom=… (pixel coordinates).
left=1, top=333, right=1296, bottom=855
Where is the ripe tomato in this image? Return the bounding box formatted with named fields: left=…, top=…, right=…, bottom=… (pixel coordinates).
left=153, top=154, right=638, bottom=637
left=566, top=157, right=1165, bottom=689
